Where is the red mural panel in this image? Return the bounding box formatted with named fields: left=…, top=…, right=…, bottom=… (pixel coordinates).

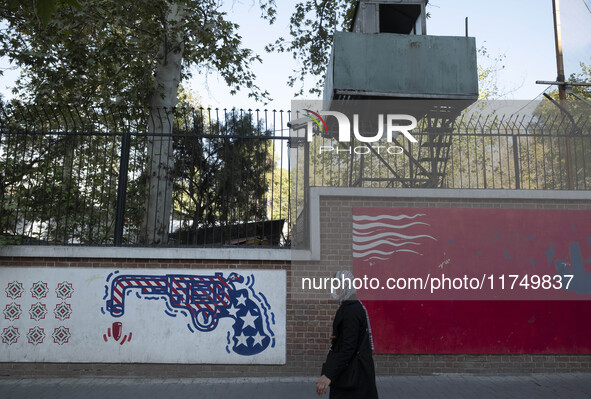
left=352, top=207, right=591, bottom=354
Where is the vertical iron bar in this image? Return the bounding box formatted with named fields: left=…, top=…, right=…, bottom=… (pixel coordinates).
left=481, top=133, right=487, bottom=189
left=512, top=135, right=520, bottom=189
left=304, top=135, right=310, bottom=250
left=114, top=131, right=131, bottom=246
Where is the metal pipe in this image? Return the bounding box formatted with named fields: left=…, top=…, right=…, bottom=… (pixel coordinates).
left=570, top=92, right=591, bottom=108
left=465, top=17, right=468, bottom=37
left=552, top=0, right=573, bottom=189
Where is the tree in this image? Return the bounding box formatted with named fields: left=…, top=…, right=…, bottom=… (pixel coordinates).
left=528, top=59, right=591, bottom=189
left=267, top=0, right=356, bottom=96
left=1, top=0, right=278, bottom=244
left=475, top=44, right=508, bottom=101
left=1, top=1, right=275, bottom=106
left=170, top=109, right=274, bottom=245
left=0, top=103, right=126, bottom=245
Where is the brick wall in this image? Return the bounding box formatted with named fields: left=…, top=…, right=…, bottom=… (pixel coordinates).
left=290, top=192, right=591, bottom=376
left=2, top=189, right=591, bottom=377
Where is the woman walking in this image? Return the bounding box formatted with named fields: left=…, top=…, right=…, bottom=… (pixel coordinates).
left=316, top=271, right=379, bottom=398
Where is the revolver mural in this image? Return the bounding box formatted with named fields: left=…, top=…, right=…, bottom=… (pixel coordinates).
left=104, top=271, right=276, bottom=356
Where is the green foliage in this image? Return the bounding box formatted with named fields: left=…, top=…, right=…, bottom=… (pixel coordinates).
left=527, top=59, right=591, bottom=190
left=0, top=107, right=123, bottom=244
left=266, top=0, right=356, bottom=96
left=534, top=59, right=591, bottom=119
left=170, top=110, right=276, bottom=244
left=477, top=44, right=507, bottom=100
left=267, top=162, right=290, bottom=221
left=0, top=0, right=277, bottom=106
left=35, top=0, right=83, bottom=26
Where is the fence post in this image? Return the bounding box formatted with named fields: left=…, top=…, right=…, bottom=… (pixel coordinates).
left=303, top=138, right=310, bottom=250
left=114, top=131, right=132, bottom=246
left=512, top=135, right=520, bottom=189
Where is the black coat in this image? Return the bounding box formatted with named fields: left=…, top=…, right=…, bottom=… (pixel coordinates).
left=321, top=300, right=379, bottom=399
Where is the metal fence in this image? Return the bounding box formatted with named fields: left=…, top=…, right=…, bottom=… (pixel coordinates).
left=1, top=104, right=590, bottom=247
left=291, top=110, right=591, bottom=192
left=0, top=105, right=292, bottom=247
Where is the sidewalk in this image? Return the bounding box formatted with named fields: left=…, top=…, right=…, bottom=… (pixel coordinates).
left=1, top=374, right=590, bottom=399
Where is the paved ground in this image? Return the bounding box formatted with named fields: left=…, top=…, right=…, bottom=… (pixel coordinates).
left=1, top=374, right=590, bottom=399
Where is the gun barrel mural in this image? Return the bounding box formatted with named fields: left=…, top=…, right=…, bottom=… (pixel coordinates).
left=1, top=268, right=286, bottom=363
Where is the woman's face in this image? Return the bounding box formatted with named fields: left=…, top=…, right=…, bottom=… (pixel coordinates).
left=331, top=286, right=343, bottom=300
left=331, top=272, right=354, bottom=301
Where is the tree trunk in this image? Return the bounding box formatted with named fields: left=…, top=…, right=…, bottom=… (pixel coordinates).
left=141, top=2, right=185, bottom=245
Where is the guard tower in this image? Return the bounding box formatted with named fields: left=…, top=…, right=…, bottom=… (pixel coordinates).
left=322, top=0, right=479, bottom=187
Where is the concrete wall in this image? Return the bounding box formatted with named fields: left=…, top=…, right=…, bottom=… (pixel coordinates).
left=0, top=267, right=286, bottom=364
left=0, top=258, right=295, bottom=377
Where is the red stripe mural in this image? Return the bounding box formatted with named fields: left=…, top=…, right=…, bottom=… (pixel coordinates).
left=353, top=207, right=591, bottom=354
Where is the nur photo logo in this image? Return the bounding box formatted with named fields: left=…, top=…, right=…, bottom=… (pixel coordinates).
left=293, top=109, right=419, bottom=155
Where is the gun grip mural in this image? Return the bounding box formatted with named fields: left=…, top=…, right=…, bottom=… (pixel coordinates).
left=353, top=207, right=591, bottom=354
left=1, top=268, right=286, bottom=363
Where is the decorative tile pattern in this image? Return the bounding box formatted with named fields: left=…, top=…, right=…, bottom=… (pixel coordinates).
left=3, top=303, right=22, bottom=321
left=53, top=302, right=72, bottom=321
left=5, top=281, right=24, bottom=300
left=31, top=281, right=49, bottom=299
left=1, top=326, right=19, bottom=345
left=55, top=281, right=74, bottom=300
left=26, top=326, right=45, bottom=345
left=29, top=302, right=48, bottom=321
left=52, top=326, right=71, bottom=345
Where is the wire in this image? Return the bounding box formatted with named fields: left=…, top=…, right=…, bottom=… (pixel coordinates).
left=510, top=86, right=551, bottom=116
left=583, top=0, right=591, bottom=14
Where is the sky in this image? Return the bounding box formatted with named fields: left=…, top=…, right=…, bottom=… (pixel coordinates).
left=187, top=0, right=591, bottom=110
left=1, top=0, right=590, bottom=110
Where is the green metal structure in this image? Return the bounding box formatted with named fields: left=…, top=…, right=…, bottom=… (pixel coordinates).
left=322, top=0, right=479, bottom=188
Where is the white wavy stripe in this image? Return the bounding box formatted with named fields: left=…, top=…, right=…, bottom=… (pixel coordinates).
left=352, top=221, right=429, bottom=231
left=365, top=256, right=389, bottom=262
left=353, top=229, right=389, bottom=236
left=353, top=231, right=430, bottom=243
left=353, top=214, right=425, bottom=222
left=353, top=248, right=422, bottom=258
left=353, top=240, right=420, bottom=251
left=352, top=231, right=437, bottom=241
